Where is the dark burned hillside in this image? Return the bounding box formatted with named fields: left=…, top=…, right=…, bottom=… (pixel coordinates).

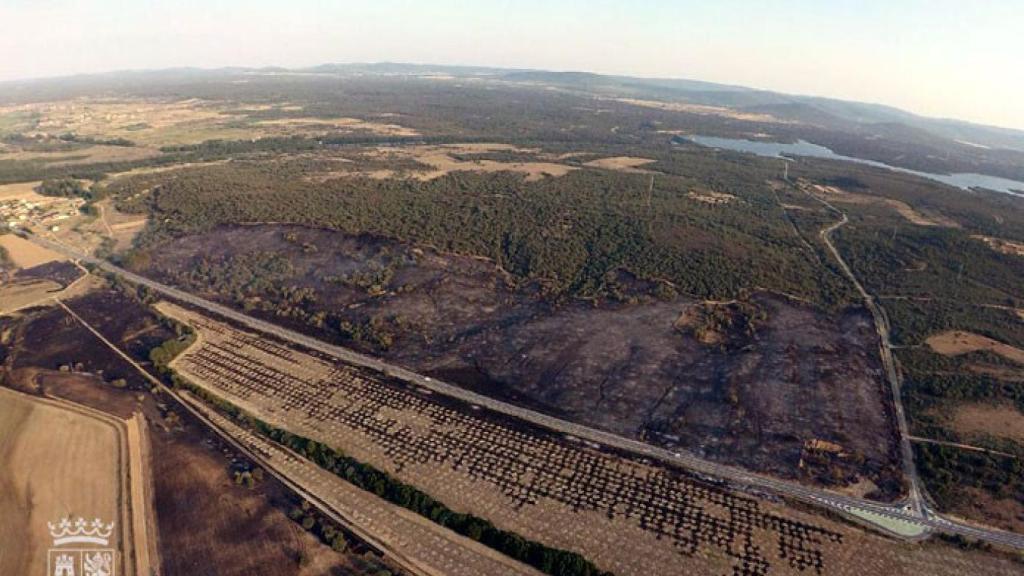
left=131, top=224, right=904, bottom=499
left=60, top=83, right=1024, bottom=514
left=0, top=286, right=396, bottom=576
left=7, top=66, right=1024, bottom=528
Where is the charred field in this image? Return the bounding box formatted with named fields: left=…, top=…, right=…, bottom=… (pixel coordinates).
left=0, top=279, right=400, bottom=576
left=132, top=223, right=905, bottom=499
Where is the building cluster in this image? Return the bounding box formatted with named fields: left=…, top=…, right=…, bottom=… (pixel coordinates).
left=1, top=196, right=84, bottom=232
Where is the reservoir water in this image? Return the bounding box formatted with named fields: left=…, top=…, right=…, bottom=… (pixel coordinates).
left=681, top=135, right=1024, bottom=197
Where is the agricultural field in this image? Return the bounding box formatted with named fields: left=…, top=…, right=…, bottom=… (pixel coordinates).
left=0, top=276, right=63, bottom=314
left=0, top=98, right=420, bottom=149
left=951, top=403, right=1024, bottom=445
left=0, top=233, right=66, bottom=268
left=0, top=282, right=403, bottom=576
left=0, top=260, right=95, bottom=316
left=0, top=388, right=131, bottom=576
left=157, top=301, right=1024, bottom=576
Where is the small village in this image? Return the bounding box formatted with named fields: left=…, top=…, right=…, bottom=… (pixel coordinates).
left=0, top=193, right=84, bottom=232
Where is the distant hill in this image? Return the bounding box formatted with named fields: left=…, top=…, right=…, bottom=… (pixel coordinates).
left=476, top=66, right=1024, bottom=152
left=4, top=61, right=1024, bottom=153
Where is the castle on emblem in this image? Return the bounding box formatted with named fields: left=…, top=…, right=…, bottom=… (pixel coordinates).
left=53, top=554, right=75, bottom=576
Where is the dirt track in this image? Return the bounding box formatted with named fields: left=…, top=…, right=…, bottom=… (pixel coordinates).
left=126, top=413, right=156, bottom=576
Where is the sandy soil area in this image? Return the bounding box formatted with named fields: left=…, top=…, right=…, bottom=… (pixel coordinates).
left=0, top=181, right=46, bottom=201
left=967, top=363, right=1024, bottom=382
left=583, top=156, right=656, bottom=173
left=972, top=235, right=1024, bottom=257
left=811, top=184, right=959, bottom=227
left=93, top=200, right=148, bottom=251
left=255, top=116, right=419, bottom=136
left=125, top=413, right=155, bottom=576
left=0, top=278, right=63, bottom=315
left=613, top=97, right=787, bottom=123
left=951, top=403, right=1024, bottom=444
left=104, top=160, right=230, bottom=182
left=0, top=234, right=66, bottom=268
left=358, top=144, right=577, bottom=182
left=926, top=330, right=1024, bottom=365
left=417, top=153, right=574, bottom=181
left=441, top=143, right=539, bottom=154
left=0, top=388, right=124, bottom=576
left=303, top=143, right=605, bottom=182
left=7, top=145, right=161, bottom=167
left=0, top=98, right=420, bottom=147
left=687, top=190, right=736, bottom=204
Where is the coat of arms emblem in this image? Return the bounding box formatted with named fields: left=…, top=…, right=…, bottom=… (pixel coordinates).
left=47, top=517, right=116, bottom=576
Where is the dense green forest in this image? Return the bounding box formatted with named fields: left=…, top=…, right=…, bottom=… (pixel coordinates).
left=885, top=300, right=1024, bottom=347
left=110, top=155, right=856, bottom=306
left=835, top=224, right=1022, bottom=305
left=915, top=442, right=1024, bottom=512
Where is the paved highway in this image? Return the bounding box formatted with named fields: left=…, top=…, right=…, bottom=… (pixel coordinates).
left=24, top=232, right=1024, bottom=551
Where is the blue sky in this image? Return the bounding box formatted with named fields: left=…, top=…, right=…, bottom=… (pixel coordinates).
left=2, top=0, right=1022, bottom=130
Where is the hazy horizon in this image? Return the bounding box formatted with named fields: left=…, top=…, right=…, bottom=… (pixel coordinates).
left=2, top=0, right=1022, bottom=131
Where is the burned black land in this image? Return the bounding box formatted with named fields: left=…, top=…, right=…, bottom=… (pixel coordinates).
left=0, top=284, right=397, bottom=576
left=135, top=224, right=904, bottom=499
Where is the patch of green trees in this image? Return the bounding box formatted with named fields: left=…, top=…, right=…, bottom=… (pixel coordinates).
left=914, top=443, right=1024, bottom=511
left=116, top=158, right=855, bottom=308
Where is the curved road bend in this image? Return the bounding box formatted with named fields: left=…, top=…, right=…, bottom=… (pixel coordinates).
left=25, top=232, right=1024, bottom=551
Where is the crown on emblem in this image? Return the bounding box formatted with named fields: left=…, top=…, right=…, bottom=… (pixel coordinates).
left=48, top=517, right=115, bottom=546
